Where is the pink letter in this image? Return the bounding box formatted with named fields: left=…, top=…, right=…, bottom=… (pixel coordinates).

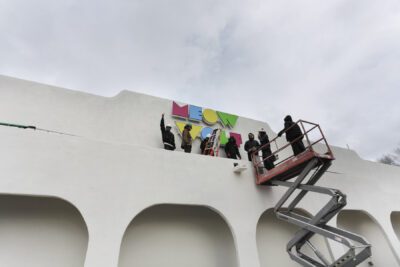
left=172, top=101, right=188, bottom=118
left=230, top=132, right=243, bottom=147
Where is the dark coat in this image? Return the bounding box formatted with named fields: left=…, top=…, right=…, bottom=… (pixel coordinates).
left=200, top=138, right=209, bottom=154
left=278, top=121, right=303, bottom=142
left=258, top=132, right=275, bottom=170
left=244, top=139, right=260, bottom=161
left=181, top=127, right=192, bottom=149
left=160, top=117, right=176, bottom=150
left=278, top=118, right=306, bottom=156
left=225, top=139, right=241, bottom=159
left=259, top=132, right=272, bottom=156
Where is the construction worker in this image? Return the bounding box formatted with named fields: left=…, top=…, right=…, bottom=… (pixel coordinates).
left=200, top=134, right=211, bottom=154
left=225, top=136, right=242, bottom=160
left=160, top=114, right=176, bottom=150
left=277, top=115, right=306, bottom=156
left=244, top=133, right=260, bottom=161
left=181, top=124, right=193, bottom=153
left=258, top=129, right=275, bottom=170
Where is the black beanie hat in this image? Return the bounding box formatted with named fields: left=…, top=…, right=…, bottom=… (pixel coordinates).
left=284, top=115, right=292, bottom=122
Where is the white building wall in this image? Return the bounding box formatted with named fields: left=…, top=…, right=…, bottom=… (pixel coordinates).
left=0, top=74, right=400, bottom=267
left=0, top=195, right=88, bottom=267
left=338, top=210, right=398, bottom=266
left=393, top=212, right=400, bottom=242
left=119, top=205, right=238, bottom=267
left=257, top=209, right=334, bottom=267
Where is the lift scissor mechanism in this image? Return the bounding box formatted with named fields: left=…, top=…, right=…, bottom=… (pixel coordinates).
left=252, top=120, right=371, bottom=267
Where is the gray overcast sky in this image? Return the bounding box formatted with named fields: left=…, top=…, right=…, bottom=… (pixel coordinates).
left=1, top=0, right=399, bottom=161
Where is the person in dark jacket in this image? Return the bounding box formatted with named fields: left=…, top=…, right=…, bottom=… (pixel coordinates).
left=244, top=133, right=260, bottom=161
left=277, top=115, right=305, bottom=156
left=258, top=129, right=275, bottom=170
left=225, top=136, right=242, bottom=160
left=200, top=134, right=211, bottom=154
left=160, top=114, right=176, bottom=150
left=181, top=124, right=192, bottom=153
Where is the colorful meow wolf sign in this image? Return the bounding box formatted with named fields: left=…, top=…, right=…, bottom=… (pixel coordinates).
left=172, top=101, right=243, bottom=146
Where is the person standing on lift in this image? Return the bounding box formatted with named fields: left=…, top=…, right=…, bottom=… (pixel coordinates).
left=244, top=133, right=260, bottom=161
left=258, top=129, right=275, bottom=170
left=277, top=115, right=306, bottom=156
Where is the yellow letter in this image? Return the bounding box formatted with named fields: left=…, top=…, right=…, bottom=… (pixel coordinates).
left=202, top=109, right=218, bottom=125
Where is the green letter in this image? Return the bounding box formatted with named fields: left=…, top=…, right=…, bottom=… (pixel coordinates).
left=220, top=130, right=229, bottom=146
left=217, top=112, right=238, bottom=128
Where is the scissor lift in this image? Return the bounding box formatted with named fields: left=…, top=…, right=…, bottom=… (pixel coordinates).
left=252, top=120, right=371, bottom=267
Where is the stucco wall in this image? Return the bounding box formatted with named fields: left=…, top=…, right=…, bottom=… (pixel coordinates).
left=257, top=209, right=334, bottom=267
left=0, top=195, right=88, bottom=267
left=338, top=210, right=398, bottom=266
left=119, top=205, right=238, bottom=267
left=1, top=75, right=400, bottom=267
left=392, top=212, right=400, bottom=243
left=0, top=74, right=275, bottom=158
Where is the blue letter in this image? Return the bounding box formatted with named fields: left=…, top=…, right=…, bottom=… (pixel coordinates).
left=189, top=105, right=203, bottom=121
left=200, top=127, right=213, bottom=140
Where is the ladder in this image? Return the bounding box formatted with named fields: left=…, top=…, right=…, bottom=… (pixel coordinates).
left=270, top=158, right=371, bottom=266
left=203, top=128, right=222, bottom=156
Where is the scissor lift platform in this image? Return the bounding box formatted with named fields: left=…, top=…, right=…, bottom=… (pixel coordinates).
left=256, top=149, right=334, bottom=185
left=252, top=120, right=371, bottom=266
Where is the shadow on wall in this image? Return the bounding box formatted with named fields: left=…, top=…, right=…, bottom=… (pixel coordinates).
left=118, top=204, right=238, bottom=267
left=391, top=212, right=400, bottom=242
left=337, top=210, right=398, bottom=267
left=257, top=208, right=334, bottom=267
left=0, top=195, right=88, bottom=267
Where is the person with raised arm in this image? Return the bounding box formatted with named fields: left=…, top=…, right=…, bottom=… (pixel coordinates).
left=160, top=113, right=176, bottom=151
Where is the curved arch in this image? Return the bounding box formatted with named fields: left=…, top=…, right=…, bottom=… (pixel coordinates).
left=0, top=194, right=89, bottom=267
left=391, top=211, right=400, bottom=241
left=118, top=203, right=239, bottom=252
left=256, top=208, right=333, bottom=267
left=118, top=204, right=238, bottom=267
left=337, top=209, right=398, bottom=266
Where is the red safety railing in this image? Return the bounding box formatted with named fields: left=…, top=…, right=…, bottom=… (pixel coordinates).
left=251, top=120, right=334, bottom=180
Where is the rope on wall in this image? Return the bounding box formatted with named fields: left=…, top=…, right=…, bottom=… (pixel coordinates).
left=0, top=122, right=78, bottom=137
